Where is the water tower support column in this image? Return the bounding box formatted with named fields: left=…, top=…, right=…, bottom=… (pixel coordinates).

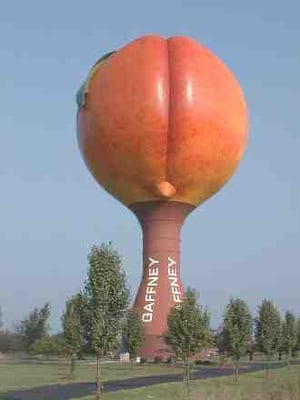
left=129, top=201, right=194, bottom=359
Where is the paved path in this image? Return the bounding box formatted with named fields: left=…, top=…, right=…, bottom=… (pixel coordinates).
left=2, top=361, right=298, bottom=400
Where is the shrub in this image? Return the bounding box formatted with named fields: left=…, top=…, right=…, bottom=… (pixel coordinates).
left=29, top=335, right=65, bottom=357
left=194, top=359, right=214, bottom=366
left=166, top=356, right=176, bottom=364
left=0, top=330, right=25, bottom=353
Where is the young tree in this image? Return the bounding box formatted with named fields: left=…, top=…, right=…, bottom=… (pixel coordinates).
left=122, top=309, right=144, bottom=365
left=84, top=243, right=129, bottom=400
left=18, top=303, right=51, bottom=349
left=255, top=299, right=281, bottom=377
left=277, top=321, right=285, bottom=361
left=61, top=293, right=85, bottom=376
left=281, top=311, right=297, bottom=368
left=222, top=298, right=252, bottom=379
left=164, top=288, right=211, bottom=397
left=295, top=318, right=300, bottom=354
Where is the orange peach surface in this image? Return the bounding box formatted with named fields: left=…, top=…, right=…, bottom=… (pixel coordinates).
left=77, top=35, right=248, bottom=207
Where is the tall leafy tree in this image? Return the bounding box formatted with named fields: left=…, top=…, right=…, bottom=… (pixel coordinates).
left=255, top=299, right=281, bottom=376
left=164, top=288, right=211, bottom=397
left=19, top=302, right=51, bottom=349
left=84, top=243, right=129, bottom=400
left=61, top=293, right=85, bottom=376
left=222, top=298, right=253, bottom=378
left=277, top=321, right=284, bottom=361
left=281, top=310, right=297, bottom=367
left=122, top=308, right=144, bottom=365
left=296, top=318, right=300, bottom=354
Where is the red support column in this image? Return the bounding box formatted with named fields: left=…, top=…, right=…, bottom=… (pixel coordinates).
left=129, top=201, right=194, bottom=359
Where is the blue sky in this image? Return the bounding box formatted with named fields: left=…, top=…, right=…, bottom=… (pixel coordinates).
left=0, top=0, right=299, bottom=331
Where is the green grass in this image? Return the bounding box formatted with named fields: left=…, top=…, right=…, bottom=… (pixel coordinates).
left=0, top=359, right=180, bottom=392
left=1, top=359, right=300, bottom=400
left=76, top=366, right=300, bottom=400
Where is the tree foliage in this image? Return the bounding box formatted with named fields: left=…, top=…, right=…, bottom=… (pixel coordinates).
left=84, top=243, right=129, bottom=400
left=277, top=321, right=285, bottom=361
left=18, top=303, right=51, bottom=349
left=61, top=293, right=85, bottom=376
left=122, top=308, right=144, bottom=363
left=281, top=310, right=297, bottom=366
left=29, top=334, right=64, bottom=357
left=214, top=327, right=228, bottom=365
left=165, top=288, right=211, bottom=396
left=255, top=299, right=281, bottom=375
left=296, top=318, right=300, bottom=352
left=0, top=330, right=25, bottom=353
left=222, top=298, right=252, bottom=378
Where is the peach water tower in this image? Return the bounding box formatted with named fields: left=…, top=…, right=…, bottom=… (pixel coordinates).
left=76, top=35, right=248, bottom=358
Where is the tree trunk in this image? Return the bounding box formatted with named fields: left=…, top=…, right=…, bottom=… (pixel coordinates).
left=185, top=357, right=190, bottom=399
left=219, top=353, right=226, bottom=366
left=234, top=360, right=239, bottom=381
left=96, top=351, right=102, bottom=400
left=286, top=350, right=291, bottom=369
left=278, top=350, right=282, bottom=361
left=266, top=355, right=270, bottom=379
left=70, top=353, right=76, bottom=377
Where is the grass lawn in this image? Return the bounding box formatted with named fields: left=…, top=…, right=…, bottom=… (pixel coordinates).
left=0, top=359, right=181, bottom=392
left=1, top=359, right=299, bottom=400
left=77, top=365, right=300, bottom=400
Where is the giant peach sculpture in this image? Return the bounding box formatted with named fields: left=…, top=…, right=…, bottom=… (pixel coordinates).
left=76, top=35, right=248, bottom=358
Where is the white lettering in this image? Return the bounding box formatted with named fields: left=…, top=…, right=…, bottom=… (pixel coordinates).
left=167, top=256, right=182, bottom=304
left=149, top=268, right=159, bottom=276
left=146, top=286, right=156, bottom=294
left=142, top=313, right=153, bottom=322
left=168, top=256, right=176, bottom=268
left=171, top=286, right=181, bottom=295
left=145, top=294, right=155, bottom=302
left=169, top=276, right=179, bottom=287
left=148, top=276, right=158, bottom=286
left=144, top=302, right=154, bottom=313
left=168, top=267, right=177, bottom=277
left=173, top=294, right=181, bottom=303
left=142, top=257, right=160, bottom=323
left=148, top=257, right=159, bottom=267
